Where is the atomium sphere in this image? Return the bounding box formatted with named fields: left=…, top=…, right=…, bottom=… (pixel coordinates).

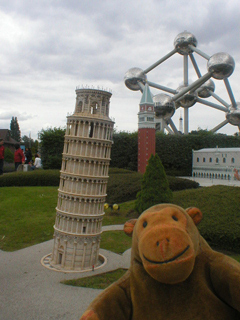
left=124, top=67, right=147, bottom=91
left=174, top=31, right=197, bottom=55
left=207, top=52, right=235, bottom=80
left=153, top=93, right=175, bottom=119
left=198, top=79, right=215, bottom=98
left=175, top=85, right=197, bottom=108
left=226, top=103, right=240, bottom=126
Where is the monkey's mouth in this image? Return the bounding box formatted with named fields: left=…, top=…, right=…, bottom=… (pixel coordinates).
left=143, top=245, right=190, bottom=264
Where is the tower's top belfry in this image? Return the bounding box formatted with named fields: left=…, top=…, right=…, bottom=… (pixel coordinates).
left=74, top=87, right=112, bottom=119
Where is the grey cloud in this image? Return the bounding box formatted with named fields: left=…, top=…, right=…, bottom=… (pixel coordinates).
left=0, top=0, right=239, bottom=139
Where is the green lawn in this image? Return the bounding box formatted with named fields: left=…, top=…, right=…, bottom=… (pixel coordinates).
left=0, top=187, right=137, bottom=251
left=101, top=231, right=132, bottom=254
left=0, top=187, right=57, bottom=251
left=1, top=185, right=240, bottom=254
left=1, top=185, right=240, bottom=290
left=62, top=268, right=128, bottom=289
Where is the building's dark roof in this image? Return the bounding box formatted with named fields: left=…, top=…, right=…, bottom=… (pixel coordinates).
left=0, top=129, right=18, bottom=145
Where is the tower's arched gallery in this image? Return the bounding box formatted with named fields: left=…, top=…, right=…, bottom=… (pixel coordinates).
left=50, top=87, right=114, bottom=271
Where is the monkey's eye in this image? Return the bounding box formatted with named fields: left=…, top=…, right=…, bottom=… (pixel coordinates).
left=172, top=215, right=178, bottom=221
left=143, top=221, right=148, bottom=228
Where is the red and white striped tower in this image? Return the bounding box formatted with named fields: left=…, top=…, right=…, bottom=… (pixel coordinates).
left=138, top=83, right=156, bottom=173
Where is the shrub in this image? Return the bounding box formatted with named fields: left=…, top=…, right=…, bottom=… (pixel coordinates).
left=0, top=170, right=60, bottom=187
left=135, top=154, right=173, bottom=214
left=172, top=186, right=240, bottom=253
left=110, top=131, right=138, bottom=171
left=0, top=167, right=198, bottom=202
left=107, top=171, right=142, bottom=204
left=4, top=148, right=14, bottom=163
left=3, top=163, right=15, bottom=173
left=111, top=131, right=240, bottom=176
left=167, top=176, right=199, bottom=191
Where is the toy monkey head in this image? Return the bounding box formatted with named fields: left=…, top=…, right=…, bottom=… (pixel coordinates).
left=124, top=204, right=202, bottom=284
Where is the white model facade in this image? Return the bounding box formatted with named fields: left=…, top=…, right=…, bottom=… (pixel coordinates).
left=192, top=147, right=240, bottom=180
left=50, top=87, right=114, bottom=271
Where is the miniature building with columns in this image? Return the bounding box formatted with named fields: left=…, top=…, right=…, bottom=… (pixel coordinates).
left=192, top=147, right=240, bottom=181
left=50, top=87, right=114, bottom=271
left=138, top=83, right=156, bottom=173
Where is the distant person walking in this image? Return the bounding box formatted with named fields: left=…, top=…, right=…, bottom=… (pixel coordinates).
left=14, top=144, right=25, bottom=171
left=31, top=153, right=42, bottom=170
left=25, top=148, right=32, bottom=165
left=0, top=138, right=5, bottom=175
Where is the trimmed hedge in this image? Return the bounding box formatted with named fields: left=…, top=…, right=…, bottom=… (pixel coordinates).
left=106, top=168, right=199, bottom=204
left=167, top=176, right=199, bottom=191
left=107, top=171, right=142, bottom=204
left=0, top=170, right=60, bottom=187
left=173, top=185, right=240, bottom=253
left=110, top=131, right=240, bottom=176
left=0, top=168, right=199, bottom=203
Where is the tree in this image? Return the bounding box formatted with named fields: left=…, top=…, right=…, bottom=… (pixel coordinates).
left=39, top=127, right=65, bottom=169
left=10, top=117, right=21, bottom=142
left=135, top=154, right=173, bottom=214
left=22, top=135, right=39, bottom=154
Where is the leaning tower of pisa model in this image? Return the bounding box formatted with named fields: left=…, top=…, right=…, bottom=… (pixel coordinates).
left=50, top=87, right=114, bottom=271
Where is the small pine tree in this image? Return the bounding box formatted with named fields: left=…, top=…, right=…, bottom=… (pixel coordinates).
left=10, top=117, right=21, bottom=142
left=135, top=154, right=173, bottom=214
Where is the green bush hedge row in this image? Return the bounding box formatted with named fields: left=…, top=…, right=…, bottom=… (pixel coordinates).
left=106, top=169, right=199, bottom=204
left=0, top=169, right=199, bottom=203
left=173, top=186, right=240, bottom=253
left=0, top=170, right=60, bottom=187
left=110, top=131, right=240, bottom=176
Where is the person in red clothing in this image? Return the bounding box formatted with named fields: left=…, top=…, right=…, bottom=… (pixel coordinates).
left=0, top=138, right=4, bottom=175
left=234, top=168, right=240, bottom=181
left=14, top=144, right=25, bottom=171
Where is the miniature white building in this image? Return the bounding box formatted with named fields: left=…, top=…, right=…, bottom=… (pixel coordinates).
left=50, top=87, right=114, bottom=271
left=192, top=147, right=240, bottom=181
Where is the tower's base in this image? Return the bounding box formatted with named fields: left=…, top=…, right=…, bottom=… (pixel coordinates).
left=41, top=253, right=107, bottom=273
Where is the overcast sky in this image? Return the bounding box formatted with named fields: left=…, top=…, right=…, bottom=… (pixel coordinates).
left=0, top=0, right=239, bottom=140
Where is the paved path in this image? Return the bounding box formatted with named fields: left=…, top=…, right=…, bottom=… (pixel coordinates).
left=0, top=225, right=131, bottom=320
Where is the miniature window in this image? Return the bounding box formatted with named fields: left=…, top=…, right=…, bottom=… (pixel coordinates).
left=89, top=122, right=94, bottom=138
left=223, top=158, right=226, bottom=163
left=203, top=157, right=206, bottom=162
left=82, top=226, right=86, bottom=233
left=197, top=157, right=199, bottom=162
left=58, top=253, right=63, bottom=265
left=231, top=158, right=235, bottom=163
left=209, top=158, right=212, bottom=163
left=216, top=158, right=219, bottom=163
left=75, top=124, right=78, bottom=136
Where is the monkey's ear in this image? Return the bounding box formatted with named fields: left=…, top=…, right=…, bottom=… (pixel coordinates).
left=124, top=219, right=137, bottom=237
left=185, top=207, right=202, bottom=225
